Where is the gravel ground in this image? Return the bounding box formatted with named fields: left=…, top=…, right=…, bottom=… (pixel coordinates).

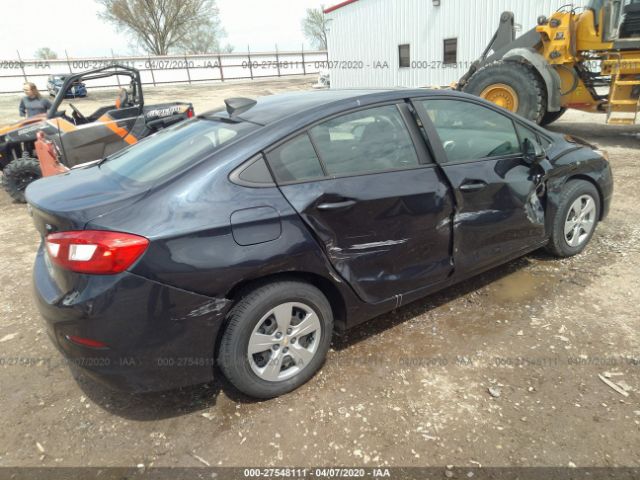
left=0, top=80, right=638, bottom=470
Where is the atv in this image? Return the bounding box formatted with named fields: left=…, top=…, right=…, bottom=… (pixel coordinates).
left=0, top=64, right=194, bottom=202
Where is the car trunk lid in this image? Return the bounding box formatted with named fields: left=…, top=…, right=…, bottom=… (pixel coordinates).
left=25, top=164, right=149, bottom=236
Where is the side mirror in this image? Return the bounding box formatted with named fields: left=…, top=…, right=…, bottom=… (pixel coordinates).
left=523, top=138, right=545, bottom=165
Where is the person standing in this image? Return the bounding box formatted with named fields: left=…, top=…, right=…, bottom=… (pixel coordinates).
left=19, top=82, right=52, bottom=118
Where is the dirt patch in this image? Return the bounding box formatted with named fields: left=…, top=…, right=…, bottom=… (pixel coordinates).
left=0, top=84, right=638, bottom=468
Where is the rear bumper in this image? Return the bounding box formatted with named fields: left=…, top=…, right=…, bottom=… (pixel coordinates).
left=33, top=247, right=231, bottom=392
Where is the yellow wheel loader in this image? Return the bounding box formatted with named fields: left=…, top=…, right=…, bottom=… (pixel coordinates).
left=457, top=0, right=640, bottom=126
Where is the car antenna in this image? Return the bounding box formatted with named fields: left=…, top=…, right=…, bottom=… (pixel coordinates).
left=224, top=97, right=257, bottom=117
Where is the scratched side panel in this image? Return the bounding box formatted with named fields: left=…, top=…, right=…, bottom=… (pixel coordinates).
left=440, top=157, right=547, bottom=275
left=278, top=167, right=454, bottom=304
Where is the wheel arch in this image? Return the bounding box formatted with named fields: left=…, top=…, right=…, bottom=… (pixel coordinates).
left=226, top=271, right=347, bottom=328
left=503, top=48, right=562, bottom=113
left=214, top=271, right=348, bottom=358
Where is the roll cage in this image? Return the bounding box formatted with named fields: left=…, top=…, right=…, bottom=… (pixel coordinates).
left=47, top=64, right=144, bottom=119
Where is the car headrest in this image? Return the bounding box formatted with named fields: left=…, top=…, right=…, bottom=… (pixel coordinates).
left=360, top=121, right=389, bottom=144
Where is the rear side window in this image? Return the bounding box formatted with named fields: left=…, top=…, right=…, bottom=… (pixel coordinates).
left=100, top=119, right=256, bottom=184
left=267, top=133, right=325, bottom=183
left=421, top=99, right=520, bottom=163
left=235, top=154, right=274, bottom=186
left=309, top=105, right=419, bottom=176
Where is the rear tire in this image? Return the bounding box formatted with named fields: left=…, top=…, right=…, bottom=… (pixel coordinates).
left=540, top=107, right=567, bottom=126
left=546, top=180, right=600, bottom=258
left=218, top=281, right=333, bottom=399
left=463, top=61, right=547, bottom=123
left=2, top=157, right=42, bottom=203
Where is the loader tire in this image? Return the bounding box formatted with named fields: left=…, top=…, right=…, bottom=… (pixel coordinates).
left=540, top=107, right=567, bottom=126
left=2, top=157, right=42, bottom=203
left=462, top=61, right=547, bottom=124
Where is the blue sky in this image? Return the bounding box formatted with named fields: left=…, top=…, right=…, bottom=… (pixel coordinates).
left=0, top=0, right=327, bottom=59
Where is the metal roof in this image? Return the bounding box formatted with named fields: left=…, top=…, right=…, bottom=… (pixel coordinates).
left=324, top=0, right=359, bottom=14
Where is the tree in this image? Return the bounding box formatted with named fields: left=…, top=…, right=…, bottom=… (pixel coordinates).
left=96, top=0, right=227, bottom=55
left=34, top=47, right=58, bottom=60
left=177, top=19, right=233, bottom=54
left=302, top=7, right=328, bottom=50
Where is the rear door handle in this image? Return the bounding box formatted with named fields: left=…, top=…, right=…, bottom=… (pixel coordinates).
left=316, top=199, right=357, bottom=211
left=459, top=181, right=487, bottom=192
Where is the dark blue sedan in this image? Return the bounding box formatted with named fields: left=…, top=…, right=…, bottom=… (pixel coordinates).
left=47, top=74, right=87, bottom=98
left=26, top=89, right=613, bottom=398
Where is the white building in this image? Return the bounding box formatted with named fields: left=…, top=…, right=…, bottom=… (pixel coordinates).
left=324, top=0, right=587, bottom=88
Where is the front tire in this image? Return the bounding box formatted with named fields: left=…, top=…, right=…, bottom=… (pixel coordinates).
left=463, top=61, right=547, bottom=123
left=2, top=157, right=42, bottom=203
left=218, top=281, right=333, bottom=399
left=546, top=180, right=600, bottom=258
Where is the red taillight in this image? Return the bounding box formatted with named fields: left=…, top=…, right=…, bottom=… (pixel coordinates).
left=45, top=230, right=149, bottom=275
left=66, top=335, right=108, bottom=349
left=186, top=107, right=194, bottom=118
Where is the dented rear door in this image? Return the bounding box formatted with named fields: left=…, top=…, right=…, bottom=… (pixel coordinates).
left=268, top=103, right=454, bottom=305
left=413, top=97, right=547, bottom=275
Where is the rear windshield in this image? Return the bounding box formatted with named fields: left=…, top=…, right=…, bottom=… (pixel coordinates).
left=100, top=118, right=257, bottom=185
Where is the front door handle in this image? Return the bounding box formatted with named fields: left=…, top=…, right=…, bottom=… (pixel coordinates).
left=460, top=181, right=487, bottom=192
left=316, top=199, right=357, bottom=211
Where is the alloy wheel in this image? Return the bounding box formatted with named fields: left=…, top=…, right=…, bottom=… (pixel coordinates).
left=247, top=302, right=322, bottom=382
left=564, top=194, right=596, bottom=247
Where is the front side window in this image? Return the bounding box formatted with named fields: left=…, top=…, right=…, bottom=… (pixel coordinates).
left=516, top=123, right=542, bottom=151
left=308, top=105, right=419, bottom=176
left=420, top=99, right=520, bottom=163
left=101, top=118, right=257, bottom=184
